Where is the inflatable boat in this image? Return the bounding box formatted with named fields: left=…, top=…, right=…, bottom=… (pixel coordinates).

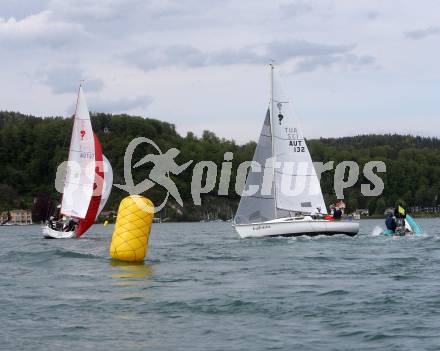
left=383, top=214, right=423, bottom=236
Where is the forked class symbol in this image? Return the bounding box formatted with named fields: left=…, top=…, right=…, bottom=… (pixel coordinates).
left=277, top=102, right=284, bottom=125
left=278, top=113, right=283, bottom=125
left=80, top=130, right=86, bottom=140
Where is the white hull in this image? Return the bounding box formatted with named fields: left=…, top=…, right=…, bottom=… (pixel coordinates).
left=42, top=225, right=76, bottom=239
left=233, top=217, right=359, bottom=238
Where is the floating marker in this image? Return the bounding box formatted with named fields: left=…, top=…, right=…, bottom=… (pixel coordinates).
left=103, top=220, right=109, bottom=227
left=109, top=195, right=154, bottom=262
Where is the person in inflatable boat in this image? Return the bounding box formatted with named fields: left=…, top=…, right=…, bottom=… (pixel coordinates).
left=385, top=213, right=397, bottom=232
left=385, top=205, right=406, bottom=234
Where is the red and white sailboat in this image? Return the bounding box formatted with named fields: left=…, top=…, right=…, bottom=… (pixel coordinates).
left=42, top=85, right=113, bottom=239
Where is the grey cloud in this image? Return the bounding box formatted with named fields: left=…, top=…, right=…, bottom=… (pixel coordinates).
left=123, top=45, right=206, bottom=71
left=344, top=54, right=376, bottom=66
left=267, top=40, right=354, bottom=61
left=161, top=45, right=207, bottom=68
left=0, top=0, right=50, bottom=19
left=279, top=1, right=313, bottom=18
left=40, top=65, right=103, bottom=94
left=207, top=46, right=266, bottom=65
left=404, top=26, right=440, bottom=40
left=89, top=95, right=153, bottom=114
left=46, top=0, right=226, bottom=36
left=294, top=53, right=376, bottom=73
left=366, top=11, right=379, bottom=20
left=48, top=0, right=142, bottom=22
left=124, top=39, right=357, bottom=71
left=294, top=55, right=340, bottom=73
left=0, top=10, right=87, bottom=48
left=122, top=45, right=247, bottom=71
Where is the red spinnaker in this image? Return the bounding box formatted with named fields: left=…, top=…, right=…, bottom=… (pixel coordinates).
left=75, top=133, right=104, bottom=237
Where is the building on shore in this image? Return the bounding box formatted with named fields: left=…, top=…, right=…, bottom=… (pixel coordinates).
left=409, top=206, right=440, bottom=214
left=0, top=212, right=10, bottom=224
left=9, top=210, right=33, bottom=225
left=355, top=209, right=369, bottom=216
left=351, top=209, right=369, bottom=220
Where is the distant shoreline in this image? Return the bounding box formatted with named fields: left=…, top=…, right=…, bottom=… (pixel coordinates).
left=361, top=214, right=439, bottom=220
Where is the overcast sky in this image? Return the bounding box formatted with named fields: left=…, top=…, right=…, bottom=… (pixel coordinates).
left=0, top=0, right=439, bottom=143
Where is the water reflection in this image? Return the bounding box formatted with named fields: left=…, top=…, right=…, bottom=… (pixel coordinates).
left=110, top=260, right=154, bottom=285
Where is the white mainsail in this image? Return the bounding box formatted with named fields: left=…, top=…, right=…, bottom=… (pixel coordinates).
left=234, top=66, right=326, bottom=225
left=61, top=86, right=96, bottom=219
left=272, top=69, right=327, bottom=214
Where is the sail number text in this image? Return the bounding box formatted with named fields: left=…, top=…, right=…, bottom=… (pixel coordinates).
left=80, top=152, right=95, bottom=159
left=285, top=127, right=305, bottom=152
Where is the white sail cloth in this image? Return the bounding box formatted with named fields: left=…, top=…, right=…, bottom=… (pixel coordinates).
left=61, top=87, right=96, bottom=219
left=272, top=73, right=327, bottom=214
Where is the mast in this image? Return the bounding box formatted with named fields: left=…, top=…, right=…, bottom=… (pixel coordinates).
left=269, top=63, right=277, bottom=219
left=66, top=82, right=83, bottom=164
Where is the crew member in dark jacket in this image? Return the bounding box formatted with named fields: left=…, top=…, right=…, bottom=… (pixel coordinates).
left=333, top=207, right=342, bottom=220
left=385, top=213, right=397, bottom=232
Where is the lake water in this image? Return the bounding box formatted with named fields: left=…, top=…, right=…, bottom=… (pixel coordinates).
left=1, top=219, right=440, bottom=351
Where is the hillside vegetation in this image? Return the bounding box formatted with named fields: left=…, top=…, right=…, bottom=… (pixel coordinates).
left=1, top=111, right=439, bottom=220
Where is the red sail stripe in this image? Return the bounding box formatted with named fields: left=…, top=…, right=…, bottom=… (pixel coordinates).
left=75, top=133, right=104, bottom=237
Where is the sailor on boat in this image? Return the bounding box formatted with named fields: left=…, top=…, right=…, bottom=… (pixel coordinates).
left=385, top=213, right=397, bottom=233
left=311, top=207, right=324, bottom=219
left=332, top=207, right=343, bottom=220
left=47, top=212, right=77, bottom=233
left=393, top=205, right=407, bottom=236
left=63, top=218, right=79, bottom=232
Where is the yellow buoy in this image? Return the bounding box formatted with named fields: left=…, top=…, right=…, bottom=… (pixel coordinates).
left=109, top=195, right=154, bottom=262
left=103, top=220, right=109, bottom=227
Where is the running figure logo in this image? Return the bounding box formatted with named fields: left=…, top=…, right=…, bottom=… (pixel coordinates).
left=115, top=137, right=193, bottom=212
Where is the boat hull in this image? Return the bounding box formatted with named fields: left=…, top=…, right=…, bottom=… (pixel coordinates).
left=42, top=225, right=75, bottom=239
left=233, top=218, right=359, bottom=238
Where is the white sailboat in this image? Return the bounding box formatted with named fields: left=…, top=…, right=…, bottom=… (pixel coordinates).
left=42, top=85, right=113, bottom=239
left=233, top=65, right=359, bottom=238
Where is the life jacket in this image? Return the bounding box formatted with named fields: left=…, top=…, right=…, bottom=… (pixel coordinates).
left=385, top=216, right=396, bottom=231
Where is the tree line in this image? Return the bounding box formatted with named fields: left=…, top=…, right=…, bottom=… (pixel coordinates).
left=0, top=111, right=439, bottom=221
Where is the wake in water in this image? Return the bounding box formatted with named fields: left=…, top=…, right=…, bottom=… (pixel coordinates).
left=371, top=226, right=384, bottom=236
left=370, top=225, right=429, bottom=237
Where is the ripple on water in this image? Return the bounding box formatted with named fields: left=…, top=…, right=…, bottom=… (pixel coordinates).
left=1, top=219, right=440, bottom=351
